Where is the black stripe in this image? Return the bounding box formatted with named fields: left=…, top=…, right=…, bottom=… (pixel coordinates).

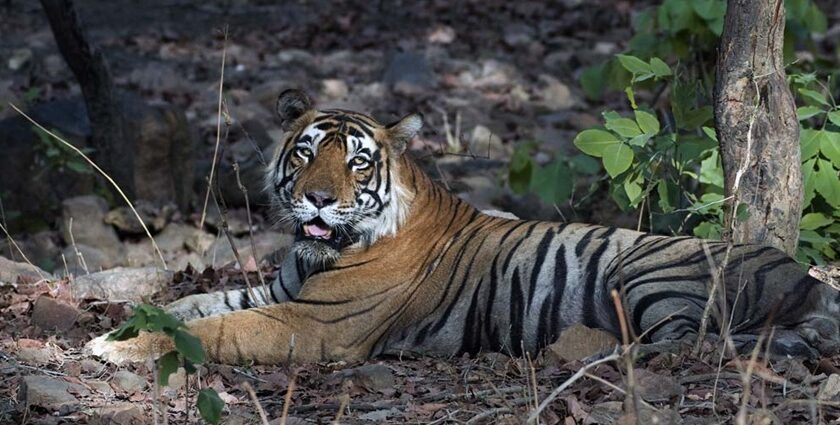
left=526, top=229, right=555, bottom=313
left=510, top=267, right=525, bottom=355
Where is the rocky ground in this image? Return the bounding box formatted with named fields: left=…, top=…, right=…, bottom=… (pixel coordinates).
left=2, top=0, right=840, bottom=424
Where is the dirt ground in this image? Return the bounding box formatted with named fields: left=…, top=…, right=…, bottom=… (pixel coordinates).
left=1, top=1, right=840, bottom=424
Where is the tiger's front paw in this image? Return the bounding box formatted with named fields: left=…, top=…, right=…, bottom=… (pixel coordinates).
left=85, top=331, right=171, bottom=365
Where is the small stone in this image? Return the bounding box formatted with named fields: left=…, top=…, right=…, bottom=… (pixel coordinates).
left=87, top=380, right=115, bottom=398
left=543, top=324, right=619, bottom=364
left=383, top=51, right=436, bottom=91
left=185, top=230, right=215, bottom=254
left=537, top=75, right=578, bottom=111
left=71, top=267, right=173, bottom=302
left=469, top=125, right=506, bottom=158
left=111, top=370, right=147, bottom=394
left=163, top=367, right=187, bottom=390
left=503, top=24, right=535, bottom=47
left=203, top=231, right=294, bottom=268
left=60, top=195, right=124, bottom=256
left=105, top=202, right=173, bottom=235
left=8, top=48, right=32, bottom=70
left=31, top=296, right=80, bottom=332
left=17, top=347, right=52, bottom=365
left=91, top=402, right=148, bottom=425
left=0, top=255, right=52, bottom=284
left=819, top=374, right=840, bottom=401
left=81, top=359, right=106, bottom=375
left=322, top=79, right=349, bottom=100
left=634, top=369, right=684, bottom=402
left=341, top=364, right=396, bottom=394
left=18, top=375, right=89, bottom=415
left=59, top=244, right=122, bottom=275
left=427, top=25, right=455, bottom=44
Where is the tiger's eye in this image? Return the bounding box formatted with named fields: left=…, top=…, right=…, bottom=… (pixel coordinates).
left=295, top=146, right=312, bottom=159
left=350, top=156, right=370, bottom=169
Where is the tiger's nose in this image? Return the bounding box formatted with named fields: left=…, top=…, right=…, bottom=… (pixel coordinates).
left=305, top=191, right=336, bottom=208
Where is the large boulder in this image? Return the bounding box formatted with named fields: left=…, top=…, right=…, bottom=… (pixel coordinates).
left=71, top=267, right=172, bottom=302
left=0, top=255, right=52, bottom=284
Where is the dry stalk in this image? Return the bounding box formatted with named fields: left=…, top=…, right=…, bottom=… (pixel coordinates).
left=611, top=289, right=641, bottom=424
left=9, top=103, right=168, bottom=270
left=526, top=352, right=540, bottom=425
left=150, top=357, right=161, bottom=425
left=0, top=221, right=48, bottom=282
left=279, top=369, right=298, bottom=425
left=67, top=217, right=89, bottom=275
left=209, top=188, right=260, bottom=306
left=233, top=162, right=267, bottom=289
left=527, top=352, right=621, bottom=423
left=734, top=333, right=767, bottom=425
left=241, top=381, right=270, bottom=425
left=200, top=25, right=229, bottom=229
left=331, top=393, right=350, bottom=425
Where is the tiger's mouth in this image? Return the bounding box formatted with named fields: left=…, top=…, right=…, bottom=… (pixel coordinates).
left=297, top=216, right=349, bottom=250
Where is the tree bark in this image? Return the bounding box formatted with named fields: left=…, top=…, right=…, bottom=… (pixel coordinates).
left=40, top=0, right=135, bottom=197
left=713, top=0, right=801, bottom=255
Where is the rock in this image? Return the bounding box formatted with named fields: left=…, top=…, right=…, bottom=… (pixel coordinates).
left=71, top=267, right=173, bottom=302
left=536, top=75, right=578, bottom=111
left=16, top=231, right=60, bottom=273
left=359, top=408, right=401, bottom=421
left=81, top=359, right=105, bottom=375
left=322, top=79, right=349, bottom=100
left=86, top=380, right=115, bottom=398
left=204, top=231, right=294, bottom=268
left=185, top=230, right=215, bottom=254
left=633, top=369, right=684, bottom=402
left=105, top=202, right=175, bottom=235
left=8, top=48, right=32, bottom=70
left=819, top=374, right=840, bottom=401
left=469, top=125, right=506, bottom=159
left=124, top=242, right=157, bottom=268
left=427, top=25, right=456, bottom=44
left=59, top=244, right=122, bottom=276
left=154, top=223, right=197, bottom=253
left=503, top=24, right=536, bottom=47
left=0, top=255, right=52, bottom=284
left=111, top=370, right=147, bottom=393
left=31, top=296, right=80, bottom=332
left=203, top=208, right=253, bottom=237
left=90, top=402, right=148, bottom=425
left=383, top=51, right=436, bottom=93
left=543, top=324, right=619, bottom=364
left=18, top=375, right=89, bottom=415
left=337, top=364, right=396, bottom=394
left=60, top=195, right=124, bottom=257
left=17, top=347, right=53, bottom=365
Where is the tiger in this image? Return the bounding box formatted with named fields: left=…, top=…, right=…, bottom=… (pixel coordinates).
left=87, top=89, right=840, bottom=365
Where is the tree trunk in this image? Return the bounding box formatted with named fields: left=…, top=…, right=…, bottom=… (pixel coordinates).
left=40, top=0, right=135, bottom=198
left=713, top=0, right=801, bottom=255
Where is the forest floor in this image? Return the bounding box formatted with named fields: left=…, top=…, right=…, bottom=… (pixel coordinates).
left=1, top=0, right=840, bottom=423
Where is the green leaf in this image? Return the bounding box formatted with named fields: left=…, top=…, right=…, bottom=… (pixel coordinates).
left=624, top=173, right=644, bottom=207
left=802, top=158, right=818, bottom=207
left=648, top=57, right=672, bottom=78
left=509, top=144, right=534, bottom=193
left=701, top=126, right=718, bottom=142
left=601, top=143, right=634, bottom=177
left=693, top=221, right=722, bottom=240
left=798, top=88, right=830, bottom=106
left=819, top=130, right=840, bottom=167
left=574, top=129, right=620, bottom=157
left=616, top=54, right=653, bottom=78
left=157, top=351, right=180, bottom=387
left=815, top=159, right=840, bottom=207
left=173, top=329, right=206, bottom=364
left=797, top=106, right=824, bottom=121
left=624, top=86, right=637, bottom=109
left=530, top=160, right=573, bottom=205
left=699, top=151, right=724, bottom=188
left=627, top=134, right=652, bottom=147
left=604, top=113, right=643, bottom=138
left=800, top=129, right=821, bottom=160
left=580, top=63, right=606, bottom=100
left=570, top=154, right=601, bottom=175
left=800, top=213, right=833, bottom=230
left=828, top=111, right=840, bottom=127
left=634, top=109, right=660, bottom=135
left=805, top=2, right=827, bottom=34
left=197, top=388, right=225, bottom=425
left=657, top=180, right=674, bottom=213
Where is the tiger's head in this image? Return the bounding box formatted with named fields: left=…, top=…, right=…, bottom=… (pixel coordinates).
left=266, top=89, right=422, bottom=264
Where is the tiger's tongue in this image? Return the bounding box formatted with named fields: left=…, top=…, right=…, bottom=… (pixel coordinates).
left=305, top=222, right=332, bottom=238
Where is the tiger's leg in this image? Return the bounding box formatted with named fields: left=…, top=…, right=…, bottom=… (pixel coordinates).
left=88, top=301, right=365, bottom=365
left=164, top=251, right=307, bottom=320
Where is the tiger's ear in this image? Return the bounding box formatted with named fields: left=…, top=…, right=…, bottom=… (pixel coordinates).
left=385, top=113, right=423, bottom=155
left=276, top=89, right=313, bottom=129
